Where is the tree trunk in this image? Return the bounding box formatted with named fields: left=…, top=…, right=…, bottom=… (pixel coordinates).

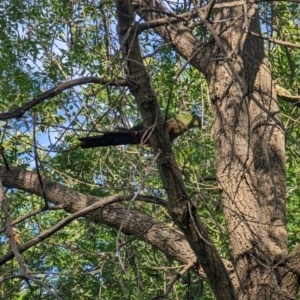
left=134, top=0, right=300, bottom=298
left=114, top=1, right=237, bottom=298
left=205, top=3, right=292, bottom=299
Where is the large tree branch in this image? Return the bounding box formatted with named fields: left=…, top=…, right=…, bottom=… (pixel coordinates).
left=0, top=77, right=128, bottom=120
left=0, top=166, right=238, bottom=283
left=0, top=167, right=197, bottom=268
left=0, top=193, right=140, bottom=265
left=135, top=0, right=212, bottom=74
left=136, top=1, right=244, bottom=32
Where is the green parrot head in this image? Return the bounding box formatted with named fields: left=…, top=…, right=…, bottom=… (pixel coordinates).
left=174, top=114, right=202, bottom=129
left=167, top=114, right=202, bottom=140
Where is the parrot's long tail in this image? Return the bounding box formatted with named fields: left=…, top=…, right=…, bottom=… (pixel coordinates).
left=79, top=131, right=143, bottom=148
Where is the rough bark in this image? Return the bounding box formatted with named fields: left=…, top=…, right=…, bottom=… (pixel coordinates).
left=134, top=0, right=212, bottom=73
left=244, top=7, right=287, bottom=258
left=135, top=0, right=296, bottom=298
left=205, top=3, right=290, bottom=299
left=0, top=167, right=238, bottom=283
left=115, top=1, right=237, bottom=299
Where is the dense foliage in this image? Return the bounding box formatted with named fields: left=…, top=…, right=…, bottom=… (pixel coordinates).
left=0, top=1, right=299, bottom=299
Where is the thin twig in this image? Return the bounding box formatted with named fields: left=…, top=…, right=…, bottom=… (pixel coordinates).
left=115, top=150, right=162, bottom=272
left=247, top=30, right=300, bottom=50
left=32, top=112, right=48, bottom=208
left=150, top=262, right=194, bottom=300
left=0, top=179, right=27, bottom=274
left=0, top=204, right=65, bottom=234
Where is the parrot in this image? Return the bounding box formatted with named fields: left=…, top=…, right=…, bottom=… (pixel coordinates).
left=79, top=114, right=201, bottom=148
